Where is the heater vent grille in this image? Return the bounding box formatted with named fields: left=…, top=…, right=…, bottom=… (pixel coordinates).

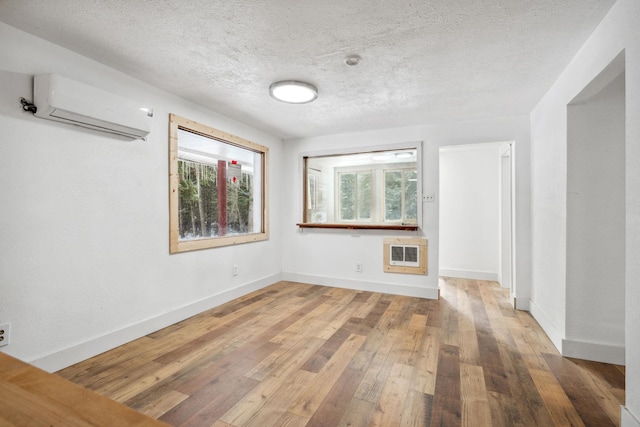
left=390, top=245, right=420, bottom=266
left=384, top=238, right=427, bottom=275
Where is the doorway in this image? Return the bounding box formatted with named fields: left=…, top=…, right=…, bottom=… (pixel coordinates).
left=439, top=142, right=514, bottom=294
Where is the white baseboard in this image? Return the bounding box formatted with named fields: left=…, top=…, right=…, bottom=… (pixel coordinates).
left=529, top=299, right=563, bottom=353
left=622, top=406, right=640, bottom=427
left=514, top=296, right=530, bottom=311
left=281, top=272, right=439, bottom=300
left=31, top=273, right=282, bottom=373
left=562, top=338, right=625, bottom=365
left=439, top=268, right=499, bottom=282
left=528, top=299, right=625, bottom=365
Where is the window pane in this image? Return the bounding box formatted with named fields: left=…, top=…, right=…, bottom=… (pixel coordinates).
left=339, top=173, right=356, bottom=220
left=178, top=160, right=217, bottom=239
left=357, top=172, right=372, bottom=220
left=404, top=170, right=418, bottom=221
left=226, top=164, right=257, bottom=235
left=177, top=129, right=262, bottom=240
left=385, top=170, right=402, bottom=221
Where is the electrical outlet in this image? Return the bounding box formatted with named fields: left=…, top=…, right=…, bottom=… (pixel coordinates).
left=356, top=263, right=363, bottom=273
left=0, top=323, right=10, bottom=347
left=233, top=265, right=238, bottom=276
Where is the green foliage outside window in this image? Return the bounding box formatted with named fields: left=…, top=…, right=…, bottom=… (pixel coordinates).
left=384, top=169, right=418, bottom=222
left=339, top=171, right=373, bottom=221
left=178, top=160, right=254, bottom=239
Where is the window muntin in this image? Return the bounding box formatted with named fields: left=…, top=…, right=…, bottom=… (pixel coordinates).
left=169, top=114, right=268, bottom=253
left=302, top=146, right=421, bottom=228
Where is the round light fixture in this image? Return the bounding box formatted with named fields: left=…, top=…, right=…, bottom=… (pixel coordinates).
left=269, top=80, right=318, bottom=104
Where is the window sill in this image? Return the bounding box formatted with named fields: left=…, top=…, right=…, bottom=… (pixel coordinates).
left=296, top=223, right=419, bottom=231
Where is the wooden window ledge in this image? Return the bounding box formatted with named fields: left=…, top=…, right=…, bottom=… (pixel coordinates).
left=296, top=223, right=419, bottom=231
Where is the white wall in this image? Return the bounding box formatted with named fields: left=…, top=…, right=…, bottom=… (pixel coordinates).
left=0, top=22, right=284, bottom=372
left=566, top=71, right=625, bottom=362
left=439, top=143, right=502, bottom=281
left=0, top=20, right=534, bottom=373
left=530, top=0, right=640, bottom=423
left=281, top=117, right=531, bottom=304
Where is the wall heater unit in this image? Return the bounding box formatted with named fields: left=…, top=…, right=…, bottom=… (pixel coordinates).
left=389, top=244, right=420, bottom=267
left=33, top=73, right=153, bottom=139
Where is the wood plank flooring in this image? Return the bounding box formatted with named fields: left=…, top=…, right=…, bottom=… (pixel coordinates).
left=0, top=352, right=169, bottom=426
left=57, top=278, right=625, bottom=426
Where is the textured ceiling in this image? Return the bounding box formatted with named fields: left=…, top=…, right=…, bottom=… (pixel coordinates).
left=0, top=0, right=616, bottom=139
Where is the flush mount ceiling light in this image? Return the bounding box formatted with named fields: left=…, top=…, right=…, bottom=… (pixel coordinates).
left=269, top=80, right=318, bottom=104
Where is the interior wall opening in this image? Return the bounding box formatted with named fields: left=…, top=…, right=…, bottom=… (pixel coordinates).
left=439, top=142, right=514, bottom=291
left=565, top=51, right=625, bottom=364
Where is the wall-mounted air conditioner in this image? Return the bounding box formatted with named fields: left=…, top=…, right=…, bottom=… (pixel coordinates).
left=33, top=73, right=153, bottom=139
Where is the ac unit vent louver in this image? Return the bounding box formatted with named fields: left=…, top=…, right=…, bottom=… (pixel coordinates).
left=389, top=244, right=420, bottom=267
left=33, top=74, right=152, bottom=139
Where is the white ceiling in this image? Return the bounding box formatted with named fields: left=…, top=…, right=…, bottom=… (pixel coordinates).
left=0, top=0, right=616, bottom=139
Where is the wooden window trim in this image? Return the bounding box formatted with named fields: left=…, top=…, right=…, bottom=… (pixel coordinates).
left=169, top=114, right=269, bottom=253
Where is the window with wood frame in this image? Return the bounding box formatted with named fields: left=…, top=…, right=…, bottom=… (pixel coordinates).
left=169, top=114, right=268, bottom=253
left=299, top=145, right=421, bottom=231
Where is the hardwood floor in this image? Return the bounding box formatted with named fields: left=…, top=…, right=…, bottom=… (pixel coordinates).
left=57, top=278, right=625, bottom=426
left=0, top=352, right=168, bottom=426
